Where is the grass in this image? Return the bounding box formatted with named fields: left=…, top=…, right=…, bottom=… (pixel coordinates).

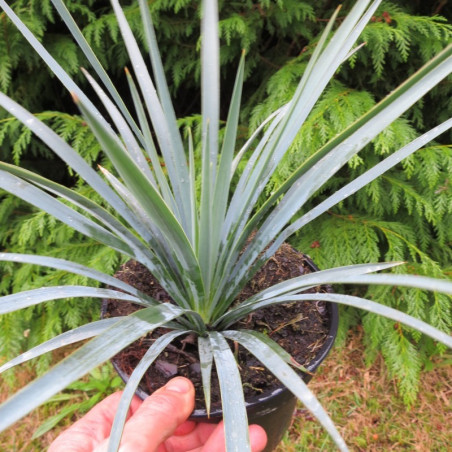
left=0, top=367, right=73, bottom=451
left=1, top=328, right=451, bottom=451
left=276, top=328, right=452, bottom=451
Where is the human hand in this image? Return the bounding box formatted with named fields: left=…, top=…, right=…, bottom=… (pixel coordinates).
left=48, top=376, right=268, bottom=452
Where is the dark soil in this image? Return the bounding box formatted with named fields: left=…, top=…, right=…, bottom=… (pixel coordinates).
left=103, top=243, right=331, bottom=411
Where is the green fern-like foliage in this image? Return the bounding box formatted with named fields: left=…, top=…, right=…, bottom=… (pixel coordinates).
left=248, top=2, right=452, bottom=403
left=0, top=112, right=119, bottom=372
left=0, top=0, right=450, bottom=404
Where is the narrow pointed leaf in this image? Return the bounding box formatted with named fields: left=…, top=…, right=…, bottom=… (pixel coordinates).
left=0, top=253, right=153, bottom=301
left=229, top=293, right=452, bottom=349
left=201, top=0, right=220, bottom=188
left=0, top=161, right=156, bottom=264
left=236, top=330, right=311, bottom=373
left=49, top=0, right=144, bottom=144
left=0, top=286, right=145, bottom=315
left=198, top=124, right=213, bottom=297
left=137, top=0, right=191, bottom=225
left=336, top=274, right=452, bottom=296
left=0, top=304, right=184, bottom=431
left=0, top=319, right=120, bottom=373
left=255, top=117, right=452, bottom=268
left=0, top=92, right=151, bottom=240
left=124, top=68, right=176, bottom=211
left=222, top=330, right=348, bottom=452
left=198, top=336, right=213, bottom=417
left=110, top=0, right=192, bottom=233
left=137, top=0, right=178, bottom=122
left=211, top=52, right=246, bottom=281
left=215, top=262, right=403, bottom=325
left=0, top=0, right=106, bottom=123
left=107, top=330, right=187, bottom=451
left=230, top=105, right=287, bottom=175
left=187, top=127, right=198, bottom=247
left=0, top=170, right=134, bottom=256
left=32, top=403, right=81, bottom=440
left=209, top=331, right=250, bottom=452
left=81, top=68, right=156, bottom=185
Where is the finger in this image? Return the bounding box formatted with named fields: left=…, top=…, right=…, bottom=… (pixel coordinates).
left=48, top=392, right=142, bottom=452
left=117, top=377, right=195, bottom=452
left=162, top=422, right=218, bottom=451
left=194, top=422, right=268, bottom=452
left=248, top=424, right=268, bottom=452
left=172, top=420, right=197, bottom=436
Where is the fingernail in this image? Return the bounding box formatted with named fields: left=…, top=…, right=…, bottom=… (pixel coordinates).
left=165, top=377, right=192, bottom=393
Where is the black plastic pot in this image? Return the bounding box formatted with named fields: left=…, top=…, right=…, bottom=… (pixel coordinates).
left=103, top=256, right=339, bottom=452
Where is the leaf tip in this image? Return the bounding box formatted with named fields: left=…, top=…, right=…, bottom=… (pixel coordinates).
left=71, top=92, right=80, bottom=104
left=97, top=165, right=107, bottom=175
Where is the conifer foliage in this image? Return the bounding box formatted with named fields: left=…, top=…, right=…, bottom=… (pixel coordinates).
left=0, top=0, right=451, bottom=402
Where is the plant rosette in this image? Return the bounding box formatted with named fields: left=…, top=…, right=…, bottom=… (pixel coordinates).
left=0, top=1, right=451, bottom=452
left=101, top=247, right=339, bottom=451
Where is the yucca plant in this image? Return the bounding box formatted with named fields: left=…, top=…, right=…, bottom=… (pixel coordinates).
left=0, top=0, right=451, bottom=451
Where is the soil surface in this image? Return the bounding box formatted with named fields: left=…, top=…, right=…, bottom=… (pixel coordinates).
left=103, top=243, right=331, bottom=411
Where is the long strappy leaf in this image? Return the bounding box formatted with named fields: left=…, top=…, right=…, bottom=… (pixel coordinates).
left=0, top=170, right=134, bottom=256
left=0, top=319, right=120, bottom=373
left=0, top=304, right=184, bottom=431
left=107, top=330, right=187, bottom=451
left=0, top=253, right=152, bottom=300
left=224, top=294, right=452, bottom=348
left=0, top=92, right=151, bottom=241
left=223, top=330, right=348, bottom=452
left=0, top=286, right=145, bottom=315
left=209, top=331, right=250, bottom=452
left=49, top=0, right=145, bottom=144
left=215, top=262, right=403, bottom=325
left=109, top=0, right=192, bottom=233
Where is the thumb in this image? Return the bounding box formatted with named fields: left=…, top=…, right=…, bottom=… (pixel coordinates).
left=115, top=377, right=195, bottom=452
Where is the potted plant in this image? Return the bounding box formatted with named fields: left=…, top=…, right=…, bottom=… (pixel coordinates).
left=0, top=0, right=451, bottom=451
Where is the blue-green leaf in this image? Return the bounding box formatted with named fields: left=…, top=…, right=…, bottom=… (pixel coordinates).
left=209, top=331, right=250, bottom=452
left=222, top=330, right=348, bottom=452
left=0, top=286, right=145, bottom=315
left=49, top=0, right=144, bottom=144
left=0, top=304, right=185, bottom=431
left=0, top=170, right=134, bottom=256
left=198, top=336, right=213, bottom=417
left=0, top=319, right=120, bottom=373
left=107, top=330, right=187, bottom=452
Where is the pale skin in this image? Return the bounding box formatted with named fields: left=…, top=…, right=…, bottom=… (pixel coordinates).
left=49, top=376, right=268, bottom=452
